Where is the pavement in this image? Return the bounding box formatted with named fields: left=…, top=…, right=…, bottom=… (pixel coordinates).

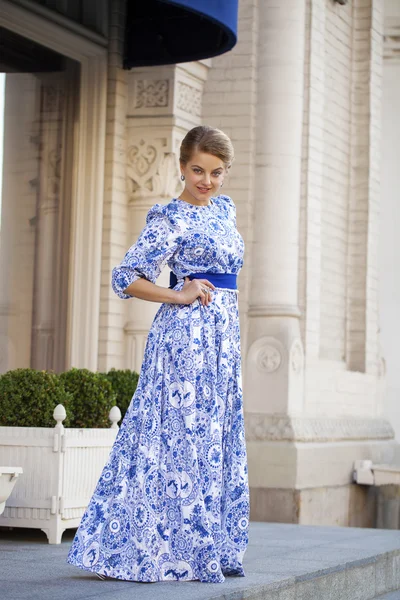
left=1, top=521, right=400, bottom=600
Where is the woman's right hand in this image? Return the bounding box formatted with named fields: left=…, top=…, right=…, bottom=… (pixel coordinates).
left=178, top=277, right=216, bottom=306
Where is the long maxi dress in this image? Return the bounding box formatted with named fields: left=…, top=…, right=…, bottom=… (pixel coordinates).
left=67, top=194, right=249, bottom=583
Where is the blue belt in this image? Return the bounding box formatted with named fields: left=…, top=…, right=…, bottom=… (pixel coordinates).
left=169, top=271, right=237, bottom=290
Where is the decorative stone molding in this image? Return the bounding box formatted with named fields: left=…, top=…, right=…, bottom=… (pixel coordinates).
left=248, top=304, right=302, bottom=318
left=248, top=336, right=286, bottom=375
left=176, top=81, right=201, bottom=117
left=127, top=62, right=209, bottom=125
left=127, top=137, right=181, bottom=201
left=154, top=152, right=182, bottom=199
left=128, top=140, right=157, bottom=180
left=256, top=345, right=282, bottom=374
left=245, top=413, right=395, bottom=442
left=290, top=339, right=304, bottom=374
left=134, top=79, right=169, bottom=109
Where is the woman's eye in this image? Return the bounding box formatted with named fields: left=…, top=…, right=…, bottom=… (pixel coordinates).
left=213, top=172, right=222, bottom=177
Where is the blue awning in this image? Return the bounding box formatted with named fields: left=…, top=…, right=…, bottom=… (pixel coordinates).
left=124, top=0, right=238, bottom=68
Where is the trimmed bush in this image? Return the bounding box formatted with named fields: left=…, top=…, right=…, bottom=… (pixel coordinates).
left=0, top=368, right=73, bottom=427
left=59, top=368, right=116, bottom=428
left=103, top=369, right=139, bottom=419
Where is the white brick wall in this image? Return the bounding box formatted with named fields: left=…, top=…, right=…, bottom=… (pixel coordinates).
left=345, top=0, right=383, bottom=376
left=298, top=0, right=385, bottom=416
left=380, top=39, right=400, bottom=441
left=365, top=0, right=383, bottom=376
left=320, top=0, right=353, bottom=363
left=300, top=0, right=383, bottom=372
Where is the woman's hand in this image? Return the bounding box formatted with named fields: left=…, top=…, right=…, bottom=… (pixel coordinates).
left=122, top=276, right=216, bottom=306
left=178, top=277, right=216, bottom=306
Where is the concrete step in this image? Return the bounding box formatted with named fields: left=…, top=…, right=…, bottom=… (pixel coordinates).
left=1, top=521, right=399, bottom=599
left=374, top=593, right=400, bottom=600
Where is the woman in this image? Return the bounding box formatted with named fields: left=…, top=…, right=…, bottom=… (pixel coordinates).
left=67, top=125, right=249, bottom=583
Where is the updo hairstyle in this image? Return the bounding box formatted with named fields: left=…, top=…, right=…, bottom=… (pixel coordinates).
left=180, top=126, right=234, bottom=169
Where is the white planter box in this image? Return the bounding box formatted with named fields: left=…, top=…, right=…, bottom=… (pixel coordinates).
left=0, top=405, right=121, bottom=543
left=0, top=467, right=23, bottom=514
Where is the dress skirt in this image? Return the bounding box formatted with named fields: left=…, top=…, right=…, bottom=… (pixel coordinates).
left=67, top=287, right=249, bottom=583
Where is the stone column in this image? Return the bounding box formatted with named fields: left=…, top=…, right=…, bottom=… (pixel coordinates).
left=0, top=74, right=40, bottom=372
left=124, top=61, right=209, bottom=371
left=31, top=79, right=65, bottom=371
left=246, top=0, right=397, bottom=527
left=246, top=1, right=306, bottom=418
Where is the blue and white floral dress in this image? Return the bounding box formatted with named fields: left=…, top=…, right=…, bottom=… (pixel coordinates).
left=67, top=195, right=249, bottom=583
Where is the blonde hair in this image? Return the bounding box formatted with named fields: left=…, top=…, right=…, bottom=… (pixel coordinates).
left=180, top=126, right=234, bottom=169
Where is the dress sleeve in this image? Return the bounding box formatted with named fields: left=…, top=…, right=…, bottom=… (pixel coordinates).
left=111, top=204, right=181, bottom=299
left=219, top=194, right=237, bottom=226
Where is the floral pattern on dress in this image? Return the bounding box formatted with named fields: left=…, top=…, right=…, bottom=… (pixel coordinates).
left=67, top=195, right=249, bottom=583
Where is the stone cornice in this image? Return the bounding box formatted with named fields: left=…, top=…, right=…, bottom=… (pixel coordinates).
left=248, top=305, right=302, bottom=318
left=245, top=413, right=395, bottom=442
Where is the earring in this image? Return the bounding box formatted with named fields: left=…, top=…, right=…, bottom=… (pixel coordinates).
left=181, top=175, right=185, bottom=181
left=221, top=182, right=224, bottom=187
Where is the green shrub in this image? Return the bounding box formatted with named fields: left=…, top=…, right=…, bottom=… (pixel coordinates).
left=0, top=368, right=73, bottom=427
left=103, top=369, right=139, bottom=419
left=59, top=368, right=116, bottom=428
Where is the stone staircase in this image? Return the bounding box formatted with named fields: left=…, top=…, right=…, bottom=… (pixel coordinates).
left=1, top=521, right=399, bottom=599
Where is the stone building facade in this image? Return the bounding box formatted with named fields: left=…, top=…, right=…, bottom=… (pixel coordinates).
left=0, top=0, right=399, bottom=526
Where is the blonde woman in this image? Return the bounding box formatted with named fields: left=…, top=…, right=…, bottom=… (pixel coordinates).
left=67, top=126, right=249, bottom=583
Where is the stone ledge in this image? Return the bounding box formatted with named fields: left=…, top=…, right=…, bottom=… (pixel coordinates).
left=245, top=414, right=395, bottom=442
left=1, top=522, right=399, bottom=600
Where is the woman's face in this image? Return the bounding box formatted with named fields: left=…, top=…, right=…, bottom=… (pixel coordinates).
left=180, top=151, right=226, bottom=204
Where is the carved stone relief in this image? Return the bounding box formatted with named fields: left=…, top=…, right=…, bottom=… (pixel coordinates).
left=176, top=81, right=202, bottom=117
left=248, top=415, right=294, bottom=441
left=134, top=80, right=169, bottom=109
left=128, top=142, right=157, bottom=178
left=127, top=138, right=181, bottom=200
left=290, top=339, right=304, bottom=374
left=256, top=345, right=282, bottom=373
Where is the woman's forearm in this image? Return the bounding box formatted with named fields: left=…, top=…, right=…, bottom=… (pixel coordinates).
left=123, top=278, right=181, bottom=303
